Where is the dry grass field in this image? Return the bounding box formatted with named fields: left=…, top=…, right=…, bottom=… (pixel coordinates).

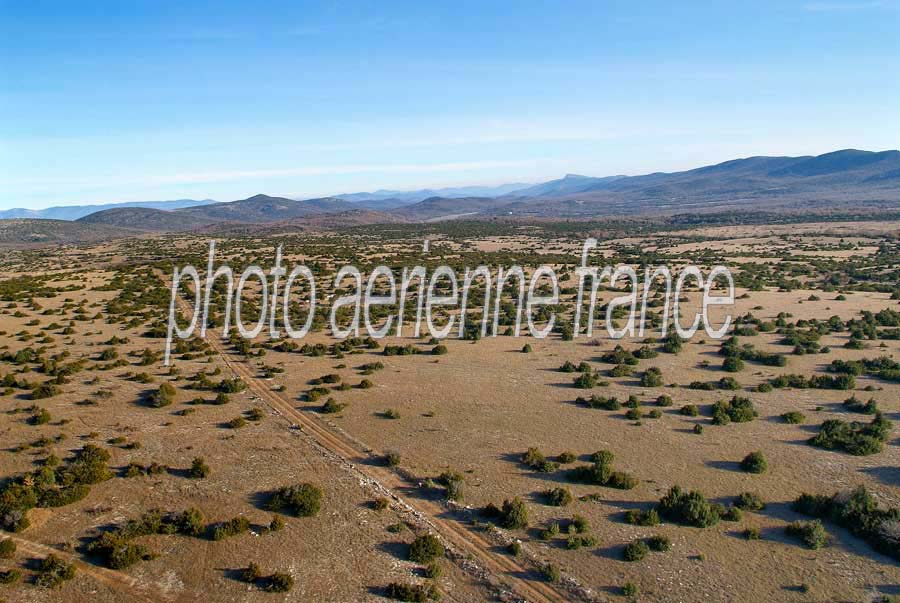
left=0, top=217, right=898, bottom=603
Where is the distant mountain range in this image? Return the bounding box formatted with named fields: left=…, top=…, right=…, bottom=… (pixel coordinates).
left=2, top=149, right=899, bottom=243
left=336, top=182, right=530, bottom=206
left=0, top=198, right=216, bottom=221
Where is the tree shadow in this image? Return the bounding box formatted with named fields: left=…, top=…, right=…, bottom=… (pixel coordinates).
left=704, top=459, right=743, bottom=473
left=376, top=540, right=409, bottom=561
left=859, top=466, right=900, bottom=486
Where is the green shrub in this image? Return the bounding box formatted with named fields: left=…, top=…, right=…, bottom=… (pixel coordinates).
left=499, top=497, right=528, bottom=529
left=786, top=520, right=828, bottom=549
left=623, top=582, right=638, bottom=597
left=240, top=562, right=262, bottom=583
left=640, top=367, right=663, bottom=387
left=188, top=457, right=210, bottom=478
left=557, top=451, right=576, bottom=464
left=385, top=582, right=438, bottom=602
left=267, top=483, right=323, bottom=517
left=722, top=356, right=745, bottom=372
left=712, top=396, right=758, bottom=425
left=565, top=534, right=597, bottom=549
left=808, top=413, right=891, bottom=455
left=623, top=539, right=649, bottom=561
left=212, top=516, right=250, bottom=541
left=625, top=509, right=660, bottom=526
left=149, top=383, right=176, bottom=407
left=409, top=534, right=444, bottom=564
left=782, top=411, right=805, bottom=424
left=647, top=535, right=671, bottom=551
left=542, top=563, right=561, bottom=583
left=734, top=492, right=765, bottom=511
left=174, top=507, right=205, bottom=536
left=680, top=404, right=699, bottom=417
left=740, top=451, right=768, bottom=474
left=34, top=554, right=76, bottom=588
left=743, top=527, right=761, bottom=540
left=793, top=486, right=899, bottom=561
left=0, top=568, right=21, bottom=584
left=424, top=561, right=442, bottom=579
left=265, top=572, right=294, bottom=593
left=545, top=487, right=573, bottom=507
left=656, top=485, right=720, bottom=528
left=0, top=538, right=15, bottom=559
left=656, top=394, right=673, bottom=407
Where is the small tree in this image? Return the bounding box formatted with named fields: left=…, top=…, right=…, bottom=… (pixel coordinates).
left=188, top=457, right=210, bottom=478
left=740, top=451, right=768, bottom=474
left=409, top=534, right=444, bottom=564
left=499, top=497, right=528, bottom=529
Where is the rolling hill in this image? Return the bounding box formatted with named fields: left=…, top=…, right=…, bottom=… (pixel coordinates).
left=0, top=219, right=135, bottom=245
left=0, top=198, right=215, bottom=221
left=76, top=207, right=221, bottom=231
left=178, top=194, right=356, bottom=223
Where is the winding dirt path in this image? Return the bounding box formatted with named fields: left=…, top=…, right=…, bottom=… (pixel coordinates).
left=8, top=533, right=180, bottom=603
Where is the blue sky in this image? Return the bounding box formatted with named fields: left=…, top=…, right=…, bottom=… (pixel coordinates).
left=2, top=1, right=899, bottom=209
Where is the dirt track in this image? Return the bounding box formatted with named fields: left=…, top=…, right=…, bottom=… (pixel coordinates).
left=166, top=272, right=593, bottom=603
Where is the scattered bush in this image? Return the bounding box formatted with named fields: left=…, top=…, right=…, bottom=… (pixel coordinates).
left=188, top=457, right=210, bottom=479
left=545, top=487, right=573, bottom=507
left=680, top=404, right=699, bottom=417
left=808, top=413, right=891, bottom=455
left=734, top=492, right=765, bottom=511
left=711, top=396, right=758, bottom=425
left=647, top=534, right=671, bottom=551
left=656, top=485, right=720, bottom=528
left=267, top=483, right=323, bottom=517
left=785, top=520, right=828, bottom=549
left=498, top=497, right=528, bottom=530
left=781, top=411, right=805, bottom=424
left=740, top=451, right=768, bottom=474
left=409, top=534, right=444, bottom=564
left=34, top=554, right=76, bottom=588
left=623, top=539, right=649, bottom=561
left=625, top=509, right=660, bottom=527
left=0, top=538, right=14, bottom=559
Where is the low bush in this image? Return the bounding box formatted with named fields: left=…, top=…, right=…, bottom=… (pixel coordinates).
left=188, top=457, right=210, bottom=479
left=267, top=483, right=323, bottom=517
left=656, top=485, right=720, bottom=528
left=740, top=451, right=768, bottom=474
left=625, top=509, right=660, bottom=526
left=808, top=413, right=891, bottom=455
left=711, top=396, right=758, bottom=425
left=647, top=535, right=671, bottom=551
left=623, top=539, right=649, bottom=561
left=793, top=486, right=899, bottom=560
left=498, top=497, right=528, bottom=529
left=781, top=411, right=805, bottom=424
left=409, top=534, right=444, bottom=564
left=545, top=487, right=573, bottom=507
left=734, top=492, right=765, bottom=511
left=0, top=538, right=14, bottom=559
left=785, top=520, right=828, bottom=550
left=34, top=554, right=76, bottom=588
left=385, top=581, right=439, bottom=602
left=680, top=404, right=699, bottom=417
left=212, top=516, right=250, bottom=541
